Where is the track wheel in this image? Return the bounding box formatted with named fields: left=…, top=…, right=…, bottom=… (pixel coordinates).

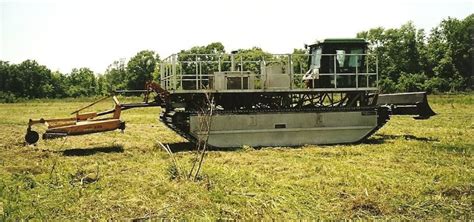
left=25, top=130, right=39, bottom=144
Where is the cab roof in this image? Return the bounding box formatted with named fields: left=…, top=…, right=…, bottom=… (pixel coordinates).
left=308, top=38, right=368, bottom=47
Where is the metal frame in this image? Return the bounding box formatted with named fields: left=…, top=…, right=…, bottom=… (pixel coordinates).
left=160, top=53, right=378, bottom=93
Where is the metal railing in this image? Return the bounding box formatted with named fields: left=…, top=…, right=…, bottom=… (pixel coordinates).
left=160, top=53, right=378, bottom=92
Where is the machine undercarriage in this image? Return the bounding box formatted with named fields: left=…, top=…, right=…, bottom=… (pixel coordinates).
left=160, top=91, right=391, bottom=147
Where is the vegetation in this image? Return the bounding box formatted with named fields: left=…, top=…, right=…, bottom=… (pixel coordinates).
left=0, top=50, right=160, bottom=102
left=0, top=94, right=472, bottom=220
left=1, top=14, right=473, bottom=102
left=358, top=15, right=473, bottom=92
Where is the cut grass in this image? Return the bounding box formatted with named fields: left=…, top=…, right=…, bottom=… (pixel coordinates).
left=0, top=94, right=472, bottom=220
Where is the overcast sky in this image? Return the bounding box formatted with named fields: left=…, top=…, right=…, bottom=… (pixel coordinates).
left=1, top=0, right=472, bottom=73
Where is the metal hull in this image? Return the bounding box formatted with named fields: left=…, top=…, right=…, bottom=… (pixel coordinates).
left=187, top=110, right=382, bottom=148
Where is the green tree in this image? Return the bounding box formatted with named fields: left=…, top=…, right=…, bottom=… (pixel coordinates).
left=358, top=22, right=426, bottom=79
left=358, top=22, right=431, bottom=92
left=358, top=14, right=473, bottom=92
left=291, top=48, right=308, bottom=73
left=50, top=71, right=68, bottom=98
left=0, top=60, right=69, bottom=99
left=14, top=60, right=55, bottom=98
left=179, top=42, right=225, bottom=55
left=178, top=42, right=226, bottom=74
left=233, top=47, right=273, bottom=74
left=96, top=74, right=109, bottom=95
left=126, top=50, right=160, bottom=89
left=292, top=48, right=309, bottom=87
left=103, top=59, right=128, bottom=91
left=426, top=14, right=473, bottom=91
left=66, top=68, right=97, bottom=97
left=0, top=61, right=12, bottom=92
left=0, top=61, right=19, bottom=102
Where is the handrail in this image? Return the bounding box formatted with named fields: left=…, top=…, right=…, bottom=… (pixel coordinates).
left=160, top=53, right=378, bottom=92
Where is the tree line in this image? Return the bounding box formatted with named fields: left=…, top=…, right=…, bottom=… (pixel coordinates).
left=0, top=50, right=160, bottom=102
left=358, top=14, right=473, bottom=93
left=0, top=14, right=472, bottom=102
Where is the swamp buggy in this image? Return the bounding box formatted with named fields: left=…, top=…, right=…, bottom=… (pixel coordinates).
left=25, top=38, right=436, bottom=148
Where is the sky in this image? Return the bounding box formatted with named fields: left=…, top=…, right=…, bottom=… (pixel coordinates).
left=0, top=0, right=472, bottom=73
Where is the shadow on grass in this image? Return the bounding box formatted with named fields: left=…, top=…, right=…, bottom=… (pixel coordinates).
left=365, top=134, right=439, bottom=144
left=164, top=142, right=241, bottom=153
left=62, top=145, right=124, bottom=156
left=162, top=134, right=440, bottom=152
left=164, top=142, right=311, bottom=152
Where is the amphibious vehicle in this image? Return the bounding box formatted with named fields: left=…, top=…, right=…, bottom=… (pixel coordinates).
left=25, top=38, right=435, bottom=147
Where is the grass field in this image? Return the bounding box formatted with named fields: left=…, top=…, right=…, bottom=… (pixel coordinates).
left=0, top=94, right=472, bottom=220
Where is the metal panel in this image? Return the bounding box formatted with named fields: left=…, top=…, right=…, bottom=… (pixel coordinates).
left=189, top=111, right=378, bottom=147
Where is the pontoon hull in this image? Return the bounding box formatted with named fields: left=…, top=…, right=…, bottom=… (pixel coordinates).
left=187, top=110, right=384, bottom=147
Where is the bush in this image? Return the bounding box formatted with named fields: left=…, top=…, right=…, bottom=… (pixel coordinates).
left=447, top=76, right=466, bottom=92
left=396, top=73, right=427, bottom=92
left=0, top=91, right=20, bottom=103
left=379, top=77, right=398, bottom=93
left=424, top=77, right=450, bottom=93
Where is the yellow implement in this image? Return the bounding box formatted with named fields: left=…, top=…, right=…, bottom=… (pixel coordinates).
left=25, top=96, right=125, bottom=144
